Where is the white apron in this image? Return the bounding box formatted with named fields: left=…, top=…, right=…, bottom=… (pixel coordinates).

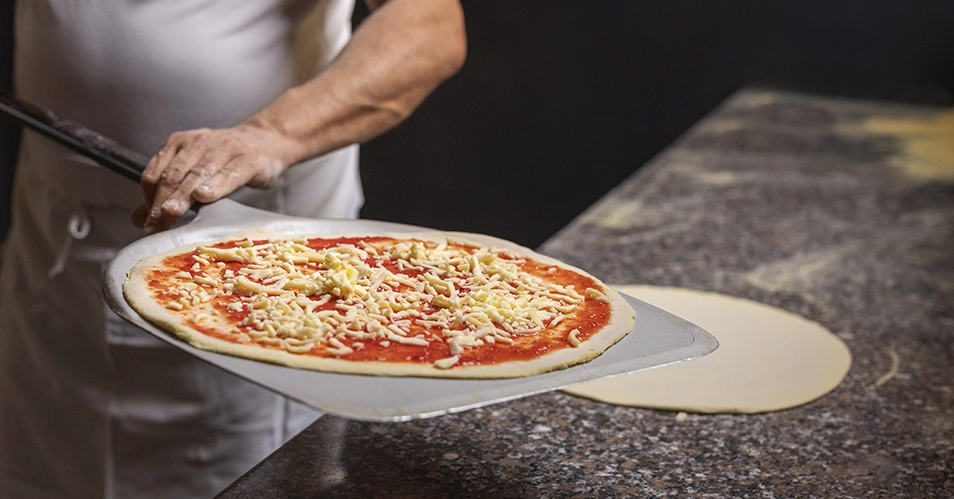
left=0, top=1, right=361, bottom=498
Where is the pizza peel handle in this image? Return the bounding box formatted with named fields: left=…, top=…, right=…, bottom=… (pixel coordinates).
left=0, top=92, right=148, bottom=182
left=0, top=92, right=252, bottom=229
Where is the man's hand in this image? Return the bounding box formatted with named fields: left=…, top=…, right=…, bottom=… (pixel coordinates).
left=133, top=123, right=295, bottom=234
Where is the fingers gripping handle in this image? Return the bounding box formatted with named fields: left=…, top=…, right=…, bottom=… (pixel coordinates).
left=0, top=92, right=148, bottom=183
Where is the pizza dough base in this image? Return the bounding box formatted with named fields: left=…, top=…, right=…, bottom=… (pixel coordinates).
left=124, top=228, right=636, bottom=379
left=562, top=285, right=851, bottom=413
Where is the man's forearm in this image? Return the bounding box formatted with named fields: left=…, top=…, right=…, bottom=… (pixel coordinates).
left=245, top=0, right=467, bottom=167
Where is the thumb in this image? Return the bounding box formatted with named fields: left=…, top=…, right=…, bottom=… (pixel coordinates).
left=130, top=203, right=150, bottom=228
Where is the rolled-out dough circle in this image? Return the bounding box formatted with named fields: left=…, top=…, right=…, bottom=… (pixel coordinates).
left=562, top=286, right=852, bottom=413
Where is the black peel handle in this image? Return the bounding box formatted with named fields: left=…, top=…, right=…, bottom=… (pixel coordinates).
left=0, top=92, right=147, bottom=183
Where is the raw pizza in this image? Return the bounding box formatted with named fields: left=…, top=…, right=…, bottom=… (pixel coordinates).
left=123, top=229, right=635, bottom=378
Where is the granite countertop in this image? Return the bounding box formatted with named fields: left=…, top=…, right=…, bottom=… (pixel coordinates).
left=217, top=89, right=954, bottom=498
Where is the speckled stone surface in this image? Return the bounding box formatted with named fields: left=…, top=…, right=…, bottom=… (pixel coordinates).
left=217, top=90, right=954, bottom=498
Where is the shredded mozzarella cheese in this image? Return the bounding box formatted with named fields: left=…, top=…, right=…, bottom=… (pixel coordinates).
left=164, top=237, right=601, bottom=369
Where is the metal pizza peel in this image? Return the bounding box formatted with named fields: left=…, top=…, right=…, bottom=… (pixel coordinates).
left=0, top=93, right=719, bottom=421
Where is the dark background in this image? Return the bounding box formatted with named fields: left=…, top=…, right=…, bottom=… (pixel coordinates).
left=2, top=1, right=953, bottom=248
